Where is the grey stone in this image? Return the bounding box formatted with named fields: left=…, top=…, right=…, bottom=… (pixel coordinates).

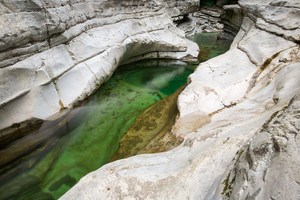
left=0, top=0, right=200, bottom=134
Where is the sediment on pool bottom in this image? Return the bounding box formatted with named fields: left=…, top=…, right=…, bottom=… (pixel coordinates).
left=111, top=86, right=185, bottom=161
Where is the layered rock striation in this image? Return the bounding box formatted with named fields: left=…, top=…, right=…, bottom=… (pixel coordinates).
left=218, top=95, right=300, bottom=200
left=0, top=0, right=199, bottom=137
left=62, top=0, right=300, bottom=199
left=177, top=8, right=224, bottom=36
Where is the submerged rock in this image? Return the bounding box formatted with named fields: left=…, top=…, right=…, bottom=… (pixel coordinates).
left=61, top=1, right=300, bottom=199
left=0, top=0, right=299, bottom=199
left=112, top=86, right=184, bottom=160
left=0, top=0, right=199, bottom=136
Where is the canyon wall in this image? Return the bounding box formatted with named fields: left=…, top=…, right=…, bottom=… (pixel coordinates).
left=0, top=0, right=299, bottom=199
left=62, top=0, right=300, bottom=199
left=0, top=0, right=199, bottom=137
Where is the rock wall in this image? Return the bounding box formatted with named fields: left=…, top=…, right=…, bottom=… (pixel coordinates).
left=219, top=4, right=243, bottom=39
left=0, top=0, right=199, bottom=136
left=219, top=96, right=300, bottom=200
left=177, top=8, right=224, bottom=36
left=61, top=0, right=300, bottom=199
left=200, top=0, right=238, bottom=7
left=177, top=2, right=242, bottom=38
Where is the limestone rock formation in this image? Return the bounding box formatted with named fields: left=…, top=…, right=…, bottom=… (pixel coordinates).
left=200, top=0, right=238, bottom=7
left=0, top=0, right=199, bottom=137
left=61, top=0, right=300, bottom=199
left=177, top=8, right=224, bottom=36
left=219, top=4, right=243, bottom=39
left=177, top=3, right=242, bottom=39
left=217, top=96, right=300, bottom=200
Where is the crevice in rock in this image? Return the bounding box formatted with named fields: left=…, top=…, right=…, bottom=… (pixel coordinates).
left=53, top=80, right=66, bottom=111
left=261, top=110, right=280, bottom=131
left=0, top=90, right=30, bottom=108
left=47, top=26, right=168, bottom=82
left=0, top=6, right=167, bottom=66
left=272, top=5, right=300, bottom=9
left=43, top=62, right=65, bottom=110
left=208, top=45, right=295, bottom=119
left=220, top=95, right=299, bottom=199
left=221, top=101, right=237, bottom=108
left=243, top=47, right=297, bottom=98
left=236, top=45, right=257, bottom=65
left=255, top=18, right=300, bottom=44
left=85, top=63, right=99, bottom=83
left=261, top=14, right=299, bottom=31
left=260, top=52, right=280, bottom=70
left=270, top=1, right=300, bottom=9
left=210, top=100, right=239, bottom=116
left=207, top=62, right=215, bottom=72
left=0, top=41, right=50, bottom=68
left=42, top=7, right=51, bottom=48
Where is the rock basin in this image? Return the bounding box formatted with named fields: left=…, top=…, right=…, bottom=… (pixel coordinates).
left=0, top=33, right=233, bottom=199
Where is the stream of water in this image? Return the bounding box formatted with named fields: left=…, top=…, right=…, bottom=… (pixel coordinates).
left=0, top=33, right=232, bottom=200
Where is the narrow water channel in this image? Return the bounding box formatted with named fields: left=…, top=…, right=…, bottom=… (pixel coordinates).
left=0, top=33, right=232, bottom=200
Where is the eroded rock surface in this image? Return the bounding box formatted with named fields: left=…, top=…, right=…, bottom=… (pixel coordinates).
left=61, top=0, right=300, bottom=199
left=178, top=8, right=224, bottom=36
left=0, top=0, right=199, bottom=135
left=218, top=96, right=300, bottom=200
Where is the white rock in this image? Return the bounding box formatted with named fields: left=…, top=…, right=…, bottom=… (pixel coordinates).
left=256, top=18, right=300, bottom=42
left=178, top=48, right=257, bottom=117
left=61, top=1, right=300, bottom=199
left=56, top=62, right=96, bottom=107
left=230, top=17, right=255, bottom=49
left=261, top=5, right=300, bottom=30
left=270, top=0, right=300, bottom=8
left=61, top=47, right=300, bottom=200
left=1, top=1, right=299, bottom=199
left=0, top=2, right=199, bottom=132
left=238, top=27, right=296, bottom=66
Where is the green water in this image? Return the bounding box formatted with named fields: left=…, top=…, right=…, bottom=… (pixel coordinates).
left=188, top=32, right=232, bottom=62
left=0, top=33, right=232, bottom=200
left=0, top=60, right=194, bottom=200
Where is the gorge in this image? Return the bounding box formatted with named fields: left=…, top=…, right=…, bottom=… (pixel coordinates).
left=0, top=32, right=232, bottom=199
left=0, top=0, right=299, bottom=200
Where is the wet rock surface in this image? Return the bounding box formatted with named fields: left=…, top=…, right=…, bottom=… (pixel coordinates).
left=111, top=87, right=184, bottom=160
left=0, top=0, right=199, bottom=135
left=0, top=60, right=196, bottom=199
left=0, top=0, right=299, bottom=199
left=62, top=0, right=300, bottom=199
